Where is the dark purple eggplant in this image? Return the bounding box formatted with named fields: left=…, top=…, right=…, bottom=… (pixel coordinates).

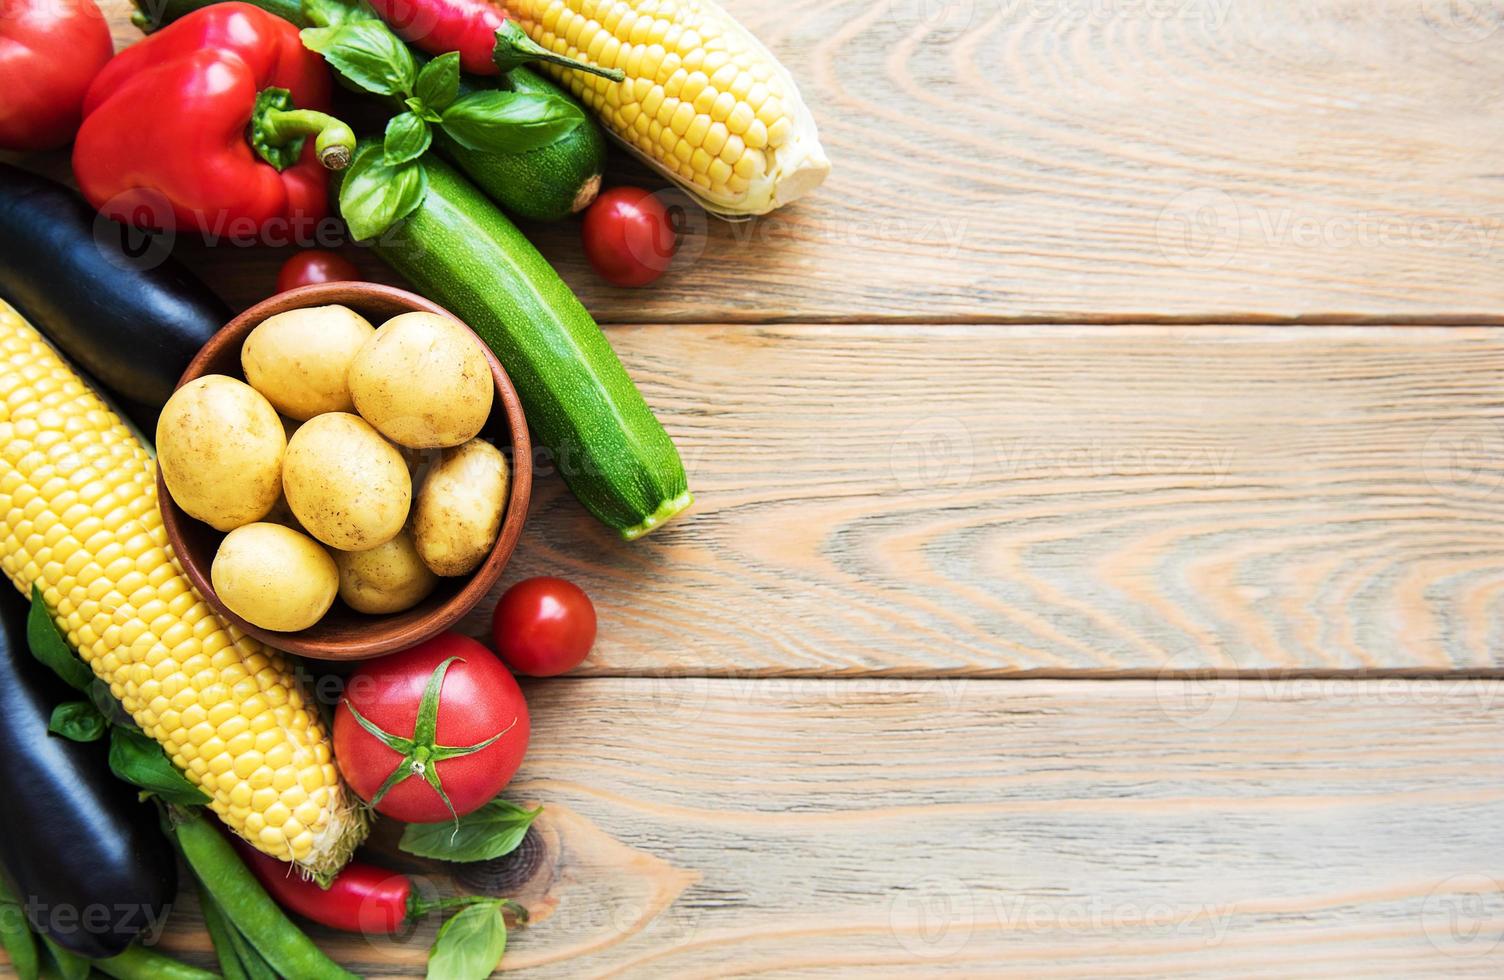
left=0, top=163, right=227, bottom=428
left=0, top=586, right=176, bottom=958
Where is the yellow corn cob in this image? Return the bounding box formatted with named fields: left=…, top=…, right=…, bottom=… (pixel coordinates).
left=0, top=300, right=364, bottom=878
left=504, top=0, right=829, bottom=216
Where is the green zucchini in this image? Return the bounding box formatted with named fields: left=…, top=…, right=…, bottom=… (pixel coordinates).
left=355, top=148, right=691, bottom=538
left=437, top=67, right=606, bottom=222
left=132, top=0, right=303, bottom=29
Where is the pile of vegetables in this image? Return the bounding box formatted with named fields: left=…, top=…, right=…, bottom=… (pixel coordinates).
left=0, top=0, right=826, bottom=970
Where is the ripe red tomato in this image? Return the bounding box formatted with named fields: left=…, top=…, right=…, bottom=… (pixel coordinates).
left=580, top=187, right=676, bottom=287
left=491, top=577, right=597, bottom=677
left=0, top=0, right=114, bottom=151
left=276, top=249, right=361, bottom=293
left=333, top=633, right=530, bottom=823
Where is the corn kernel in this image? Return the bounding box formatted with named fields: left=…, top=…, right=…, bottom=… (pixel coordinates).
left=766, top=115, right=792, bottom=147
left=703, top=120, right=729, bottom=155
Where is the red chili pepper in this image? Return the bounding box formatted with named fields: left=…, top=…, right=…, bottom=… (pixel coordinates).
left=365, top=0, right=508, bottom=76
left=0, top=0, right=114, bottom=150
left=72, top=3, right=355, bottom=241
left=230, top=838, right=413, bottom=935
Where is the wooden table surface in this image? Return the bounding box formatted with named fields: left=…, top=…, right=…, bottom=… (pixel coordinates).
left=19, top=0, right=1504, bottom=975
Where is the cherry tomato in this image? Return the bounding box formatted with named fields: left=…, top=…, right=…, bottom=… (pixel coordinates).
left=580, top=187, right=676, bottom=287
left=491, top=577, right=597, bottom=677
left=276, top=249, right=361, bottom=293
left=333, top=633, right=530, bottom=823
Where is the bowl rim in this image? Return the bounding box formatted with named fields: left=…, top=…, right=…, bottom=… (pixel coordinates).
left=157, top=281, right=532, bottom=661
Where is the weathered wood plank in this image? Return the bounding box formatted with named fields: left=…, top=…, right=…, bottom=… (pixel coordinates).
left=437, top=323, right=1504, bottom=675
left=132, top=679, right=1504, bottom=976
left=80, top=0, right=1504, bottom=322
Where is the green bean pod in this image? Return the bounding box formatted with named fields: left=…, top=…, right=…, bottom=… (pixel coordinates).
left=94, top=945, right=220, bottom=980
left=172, top=810, right=354, bottom=980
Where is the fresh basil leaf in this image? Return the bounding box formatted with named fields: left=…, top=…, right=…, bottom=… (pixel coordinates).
left=384, top=112, right=432, bottom=166
left=108, top=727, right=210, bottom=805
left=302, top=0, right=379, bottom=28
left=26, top=584, right=92, bottom=692
left=427, top=902, right=506, bottom=980
left=408, top=97, right=443, bottom=124
left=400, top=799, right=542, bottom=862
left=41, top=936, right=88, bottom=980
left=339, top=144, right=428, bottom=241
left=301, top=22, right=415, bottom=96
left=48, top=701, right=107, bottom=742
left=0, top=877, right=40, bottom=980
left=415, top=52, right=462, bottom=113
left=440, top=91, right=583, bottom=155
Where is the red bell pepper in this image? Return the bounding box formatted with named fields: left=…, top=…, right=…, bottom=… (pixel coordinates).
left=365, top=0, right=509, bottom=76
left=0, top=0, right=114, bottom=150
left=72, top=3, right=355, bottom=241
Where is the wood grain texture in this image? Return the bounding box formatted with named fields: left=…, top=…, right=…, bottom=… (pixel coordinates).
left=431, top=322, right=1504, bottom=675
left=124, top=679, right=1504, bottom=977
left=74, top=0, right=1504, bottom=322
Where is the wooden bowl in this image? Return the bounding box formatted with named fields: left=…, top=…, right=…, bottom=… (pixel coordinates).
left=158, top=282, right=531, bottom=661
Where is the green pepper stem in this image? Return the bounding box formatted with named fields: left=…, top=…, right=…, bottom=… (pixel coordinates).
left=407, top=894, right=497, bottom=918
left=260, top=108, right=357, bottom=170
left=518, top=47, right=625, bottom=82
left=494, top=23, right=625, bottom=82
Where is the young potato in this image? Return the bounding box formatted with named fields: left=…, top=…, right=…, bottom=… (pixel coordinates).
left=156, top=375, right=284, bottom=531
left=283, top=412, right=411, bottom=551
left=334, top=531, right=439, bottom=615
left=347, top=311, right=493, bottom=449
left=212, top=523, right=338, bottom=632
left=241, top=305, right=375, bottom=420
left=413, top=439, right=510, bottom=576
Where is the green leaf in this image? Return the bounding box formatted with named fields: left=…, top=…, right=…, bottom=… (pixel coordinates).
left=301, top=21, right=415, bottom=96
left=414, top=52, right=462, bottom=113
left=41, top=936, right=87, bottom=980
left=427, top=902, right=507, bottom=980
left=406, top=97, right=443, bottom=124
left=0, top=877, right=40, bottom=980
left=338, top=144, right=428, bottom=241
left=440, top=91, right=583, bottom=155
left=48, top=701, right=107, bottom=742
left=302, top=0, right=379, bottom=28
left=108, top=727, right=210, bottom=806
left=26, top=584, right=92, bottom=692
left=400, top=799, right=542, bottom=862
left=384, top=112, right=432, bottom=166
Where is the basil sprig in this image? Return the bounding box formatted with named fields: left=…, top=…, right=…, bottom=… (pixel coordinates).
left=339, top=142, right=429, bottom=242
left=300, top=13, right=586, bottom=168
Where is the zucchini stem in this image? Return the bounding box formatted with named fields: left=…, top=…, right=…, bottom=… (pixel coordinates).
left=620, top=490, right=694, bottom=541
